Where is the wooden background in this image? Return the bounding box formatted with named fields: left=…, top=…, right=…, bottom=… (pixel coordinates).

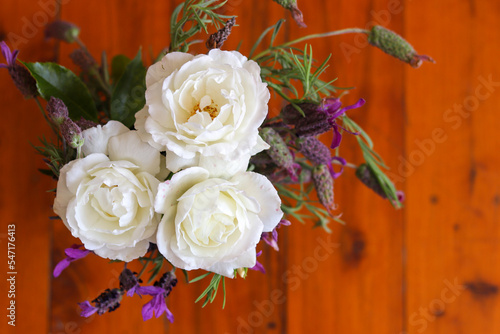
left=1, top=0, right=499, bottom=333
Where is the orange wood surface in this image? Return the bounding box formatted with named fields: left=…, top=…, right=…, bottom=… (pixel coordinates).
left=0, top=0, right=499, bottom=333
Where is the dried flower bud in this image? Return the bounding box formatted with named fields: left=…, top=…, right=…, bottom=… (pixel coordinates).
left=45, top=20, right=80, bottom=43
left=47, top=97, right=69, bottom=125
left=260, top=127, right=299, bottom=181
left=355, top=163, right=387, bottom=198
left=313, top=164, right=335, bottom=213
left=297, top=136, right=332, bottom=165
left=70, top=49, right=97, bottom=72
left=8, top=64, right=38, bottom=98
left=206, top=17, right=236, bottom=50
left=368, top=25, right=435, bottom=68
left=1, top=41, right=38, bottom=98
left=273, top=0, right=306, bottom=27
left=61, top=118, right=84, bottom=149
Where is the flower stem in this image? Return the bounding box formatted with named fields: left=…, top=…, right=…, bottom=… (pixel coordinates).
left=252, top=28, right=370, bottom=60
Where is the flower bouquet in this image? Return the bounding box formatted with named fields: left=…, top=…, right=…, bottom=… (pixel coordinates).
left=1, top=0, right=432, bottom=323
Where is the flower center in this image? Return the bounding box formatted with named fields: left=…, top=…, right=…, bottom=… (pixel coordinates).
left=191, top=95, right=219, bottom=119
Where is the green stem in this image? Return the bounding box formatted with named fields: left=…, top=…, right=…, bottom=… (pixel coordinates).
left=252, top=28, right=370, bottom=60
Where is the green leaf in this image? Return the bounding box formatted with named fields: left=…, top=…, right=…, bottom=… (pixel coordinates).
left=110, top=50, right=146, bottom=128
left=22, top=62, right=98, bottom=121
left=110, top=54, right=131, bottom=85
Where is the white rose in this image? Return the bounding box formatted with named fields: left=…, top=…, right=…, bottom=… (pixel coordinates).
left=54, top=121, right=164, bottom=262
left=135, top=49, right=270, bottom=177
left=154, top=167, right=283, bottom=277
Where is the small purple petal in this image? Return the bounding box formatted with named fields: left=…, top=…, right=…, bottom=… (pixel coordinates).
left=328, top=156, right=347, bottom=179
left=330, top=124, right=343, bottom=149
left=64, top=247, right=90, bottom=260
left=53, top=258, right=71, bottom=278
left=0, top=64, right=8, bottom=69
left=141, top=299, right=155, bottom=321
left=78, top=301, right=98, bottom=317
left=165, top=307, right=174, bottom=323
left=139, top=286, right=165, bottom=296
left=279, top=219, right=292, bottom=227
left=1, top=41, right=13, bottom=65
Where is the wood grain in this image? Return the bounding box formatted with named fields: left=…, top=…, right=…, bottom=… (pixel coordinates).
left=0, top=0, right=499, bottom=333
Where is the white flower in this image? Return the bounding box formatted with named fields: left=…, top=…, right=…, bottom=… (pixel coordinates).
left=154, top=167, right=283, bottom=277
left=54, top=121, right=164, bottom=262
left=135, top=49, right=270, bottom=177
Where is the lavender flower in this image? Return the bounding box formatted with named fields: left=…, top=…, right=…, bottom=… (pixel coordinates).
left=313, top=164, right=335, bottom=213
left=141, top=271, right=177, bottom=322
left=356, top=163, right=405, bottom=204
left=53, top=244, right=91, bottom=277
left=75, top=117, right=97, bottom=130
left=47, top=97, right=69, bottom=125
left=61, top=118, right=84, bottom=149
left=119, top=268, right=145, bottom=297
left=318, top=97, right=365, bottom=149
left=0, top=41, right=38, bottom=98
left=283, top=98, right=365, bottom=148
left=261, top=219, right=291, bottom=251
left=368, top=25, right=435, bottom=68
left=70, top=49, right=97, bottom=73
left=44, top=20, right=80, bottom=43
left=260, top=127, right=300, bottom=181
left=79, top=288, right=124, bottom=317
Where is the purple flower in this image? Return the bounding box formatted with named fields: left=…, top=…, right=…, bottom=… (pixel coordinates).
left=78, top=301, right=98, bottom=317
left=319, top=97, right=365, bottom=149
left=0, top=41, right=18, bottom=69
left=261, top=219, right=291, bottom=251
left=0, top=41, right=38, bottom=98
left=79, top=288, right=124, bottom=317
left=141, top=287, right=174, bottom=322
left=141, top=271, right=177, bottom=322
left=53, top=244, right=91, bottom=277
left=119, top=268, right=145, bottom=297
left=249, top=251, right=266, bottom=274
left=47, top=97, right=69, bottom=125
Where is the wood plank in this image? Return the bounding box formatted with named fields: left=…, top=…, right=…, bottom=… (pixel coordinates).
left=405, top=0, right=500, bottom=333
left=0, top=1, right=59, bottom=333
left=285, top=1, right=405, bottom=333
